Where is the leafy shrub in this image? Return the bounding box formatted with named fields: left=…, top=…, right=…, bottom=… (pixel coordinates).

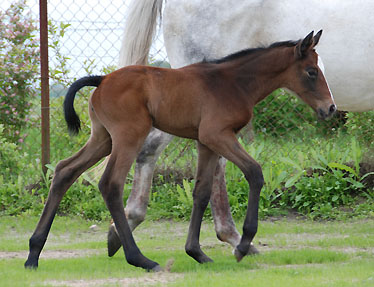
left=150, top=178, right=196, bottom=220
left=0, top=125, right=23, bottom=180
left=222, top=136, right=373, bottom=219
left=286, top=165, right=363, bottom=218
left=345, top=111, right=374, bottom=146
left=0, top=0, right=39, bottom=143
left=281, top=138, right=373, bottom=219
left=0, top=124, right=40, bottom=215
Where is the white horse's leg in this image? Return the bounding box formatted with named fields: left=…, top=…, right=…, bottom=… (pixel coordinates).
left=108, top=128, right=173, bottom=257
left=125, top=129, right=173, bottom=230
left=210, top=157, right=240, bottom=246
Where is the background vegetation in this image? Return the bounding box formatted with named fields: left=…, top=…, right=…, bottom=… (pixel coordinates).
left=0, top=0, right=39, bottom=143
left=1, top=0, right=374, bottom=223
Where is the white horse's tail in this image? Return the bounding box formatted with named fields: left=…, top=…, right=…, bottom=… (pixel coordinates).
left=86, top=0, right=163, bottom=183
left=118, top=0, right=163, bottom=67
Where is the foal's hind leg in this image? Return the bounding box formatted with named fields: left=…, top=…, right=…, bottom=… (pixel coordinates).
left=185, top=141, right=219, bottom=263
left=108, top=129, right=173, bottom=257
left=99, top=125, right=160, bottom=271
left=25, top=116, right=111, bottom=269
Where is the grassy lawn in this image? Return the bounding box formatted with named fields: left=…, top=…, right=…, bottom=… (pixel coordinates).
left=0, top=216, right=373, bottom=287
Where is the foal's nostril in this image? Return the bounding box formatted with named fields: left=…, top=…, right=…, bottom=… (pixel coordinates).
left=329, top=104, right=337, bottom=114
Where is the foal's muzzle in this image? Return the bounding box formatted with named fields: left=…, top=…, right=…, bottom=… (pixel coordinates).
left=318, top=104, right=337, bottom=120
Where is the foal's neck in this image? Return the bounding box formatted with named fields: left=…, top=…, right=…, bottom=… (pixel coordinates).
left=228, top=47, right=293, bottom=104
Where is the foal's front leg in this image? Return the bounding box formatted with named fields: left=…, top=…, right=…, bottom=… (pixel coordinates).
left=200, top=130, right=264, bottom=262
left=210, top=158, right=259, bottom=255
left=185, top=142, right=219, bottom=263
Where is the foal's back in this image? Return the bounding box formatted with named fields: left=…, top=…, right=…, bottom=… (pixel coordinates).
left=92, top=63, right=251, bottom=140
left=92, top=64, right=211, bottom=139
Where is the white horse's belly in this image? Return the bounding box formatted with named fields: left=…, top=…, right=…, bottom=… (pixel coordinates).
left=164, top=0, right=374, bottom=111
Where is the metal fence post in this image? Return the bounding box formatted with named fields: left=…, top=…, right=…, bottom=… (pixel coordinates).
left=39, top=0, right=50, bottom=174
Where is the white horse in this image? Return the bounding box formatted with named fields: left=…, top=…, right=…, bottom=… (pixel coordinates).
left=107, top=0, right=374, bottom=256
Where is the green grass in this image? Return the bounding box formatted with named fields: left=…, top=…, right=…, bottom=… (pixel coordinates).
left=1, top=216, right=374, bottom=286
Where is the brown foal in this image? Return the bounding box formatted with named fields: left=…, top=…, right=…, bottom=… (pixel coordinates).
left=25, top=31, right=336, bottom=271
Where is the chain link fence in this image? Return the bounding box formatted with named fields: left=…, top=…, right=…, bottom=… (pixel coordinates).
left=22, top=0, right=170, bottom=168
left=3, top=0, right=373, bottom=186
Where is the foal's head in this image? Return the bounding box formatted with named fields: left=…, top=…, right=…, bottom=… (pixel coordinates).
left=283, top=30, right=336, bottom=120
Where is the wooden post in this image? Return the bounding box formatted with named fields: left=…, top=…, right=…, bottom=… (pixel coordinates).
left=39, top=0, right=50, bottom=174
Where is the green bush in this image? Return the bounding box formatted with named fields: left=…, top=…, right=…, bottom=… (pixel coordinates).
left=0, top=0, right=39, bottom=143
left=0, top=125, right=23, bottom=181
left=222, top=136, right=373, bottom=220
left=286, top=165, right=363, bottom=219
left=149, top=178, right=196, bottom=220
left=345, top=111, right=374, bottom=146
left=0, top=124, right=41, bottom=215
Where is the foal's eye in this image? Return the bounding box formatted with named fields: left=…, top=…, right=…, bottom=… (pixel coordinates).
left=306, top=68, right=318, bottom=79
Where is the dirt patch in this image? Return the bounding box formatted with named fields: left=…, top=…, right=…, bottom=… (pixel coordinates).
left=43, top=272, right=183, bottom=287
left=256, top=244, right=374, bottom=255
left=0, top=249, right=103, bottom=260
left=330, top=246, right=374, bottom=255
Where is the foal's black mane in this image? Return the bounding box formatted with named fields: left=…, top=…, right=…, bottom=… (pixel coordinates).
left=204, top=40, right=299, bottom=64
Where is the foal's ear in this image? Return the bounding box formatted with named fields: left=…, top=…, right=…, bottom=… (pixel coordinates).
left=312, top=30, right=323, bottom=47
left=296, top=31, right=314, bottom=58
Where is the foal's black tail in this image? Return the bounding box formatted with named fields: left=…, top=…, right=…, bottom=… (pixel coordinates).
left=64, top=76, right=103, bottom=135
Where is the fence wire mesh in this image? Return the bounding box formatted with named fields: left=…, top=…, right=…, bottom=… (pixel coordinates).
left=24, top=0, right=171, bottom=172
left=2, top=0, right=373, bottom=190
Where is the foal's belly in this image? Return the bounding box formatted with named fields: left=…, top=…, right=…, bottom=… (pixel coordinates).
left=149, top=105, right=201, bottom=138
left=152, top=119, right=199, bottom=140
left=147, top=90, right=202, bottom=140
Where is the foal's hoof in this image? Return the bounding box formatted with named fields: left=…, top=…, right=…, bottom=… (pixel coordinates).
left=107, top=224, right=121, bottom=257
left=199, top=255, right=214, bottom=264
left=24, top=259, right=38, bottom=270
left=247, top=243, right=260, bottom=255
left=186, top=247, right=213, bottom=264
left=234, top=247, right=246, bottom=262
left=234, top=243, right=259, bottom=262
left=150, top=264, right=162, bottom=272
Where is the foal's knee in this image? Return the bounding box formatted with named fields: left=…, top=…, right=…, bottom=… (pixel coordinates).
left=244, top=163, right=264, bottom=190
left=98, top=177, right=122, bottom=204
left=51, top=160, right=76, bottom=189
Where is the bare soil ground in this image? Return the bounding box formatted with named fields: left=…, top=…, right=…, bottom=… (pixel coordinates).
left=0, top=249, right=103, bottom=260
left=43, top=272, right=183, bottom=287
